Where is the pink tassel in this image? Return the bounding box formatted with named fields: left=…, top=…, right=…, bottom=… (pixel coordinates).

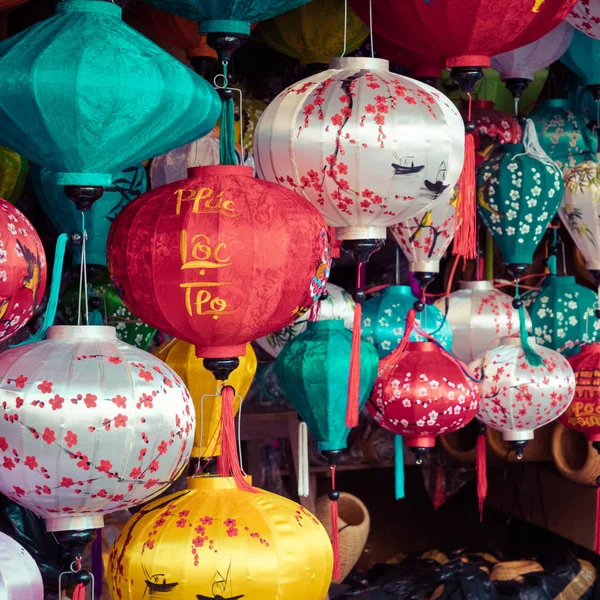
left=346, top=301, right=362, bottom=428
left=476, top=429, right=488, bottom=522
left=73, top=584, right=86, bottom=600
left=330, top=466, right=341, bottom=581
left=595, top=485, right=600, bottom=554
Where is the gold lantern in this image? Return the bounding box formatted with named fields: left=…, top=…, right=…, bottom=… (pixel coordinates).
left=108, top=476, right=333, bottom=600
left=155, top=340, right=257, bottom=459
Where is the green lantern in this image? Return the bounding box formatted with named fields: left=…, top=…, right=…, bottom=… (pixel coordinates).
left=0, top=0, right=220, bottom=195
left=362, top=286, right=452, bottom=359
left=476, top=121, right=564, bottom=277
left=275, top=320, right=379, bottom=458
left=530, top=99, right=597, bottom=170
left=60, top=268, right=156, bottom=350
left=0, top=145, right=28, bottom=205
left=526, top=274, right=600, bottom=356
left=32, top=164, right=147, bottom=267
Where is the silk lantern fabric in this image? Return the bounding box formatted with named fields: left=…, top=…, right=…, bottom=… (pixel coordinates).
left=139, top=0, right=312, bottom=35
left=276, top=320, right=379, bottom=452
left=0, top=198, right=46, bottom=344
left=468, top=100, right=515, bottom=164
left=362, top=286, right=453, bottom=358
left=390, top=190, right=456, bottom=275
left=0, top=531, right=43, bottom=600
left=369, top=341, right=479, bottom=448
left=527, top=275, right=600, bottom=355
left=434, top=281, right=531, bottom=364
left=108, top=165, right=331, bottom=359
left=155, top=340, right=257, bottom=458
left=530, top=99, right=597, bottom=169
left=33, top=164, right=147, bottom=267
left=560, top=343, right=600, bottom=441
left=258, top=0, right=368, bottom=65
left=60, top=269, right=156, bottom=350
left=568, top=0, right=600, bottom=39
left=255, top=56, right=465, bottom=241
left=256, top=282, right=355, bottom=358
left=351, top=0, right=576, bottom=68
left=108, top=476, right=333, bottom=600
left=562, top=161, right=600, bottom=270
left=0, top=146, right=28, bottom=205
left=491, top=22, right=573, bottom=82
left=476, top=129, right=564, bottom=267
left=471, top=337, right=575, bottom=442
left=0, top=0, right=220, bottom=187
left=0, top=326, right=194, bottom=532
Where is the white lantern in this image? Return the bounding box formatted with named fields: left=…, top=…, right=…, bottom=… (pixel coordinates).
left=255, top=56, right=465, bottom=241
left=568, top=0, right=600, bottom=39
left=255, top=282, right=355, bottom=357
left=0, top=326, right=194, bottom=532
left=470, top=337, right=575, bottom=443
left=434, top=281, right=531, bottom=364
left=0, top=532, right=43, bottom=600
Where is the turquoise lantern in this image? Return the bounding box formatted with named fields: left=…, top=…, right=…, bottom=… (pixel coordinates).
left=562, top=29, right=600, bottom=100
left=476, top=121, right=564, bottom=279
left=362, top=285, right=453, bottom=358
left=526, top=273, right=600, bottom=356
left=0, top=0, right=220, bottom=209
left=32, top=164, right=147, bottom=267
left=276, top=320, right=379, bottom=461
left=529, top=99, right=597, bottom=170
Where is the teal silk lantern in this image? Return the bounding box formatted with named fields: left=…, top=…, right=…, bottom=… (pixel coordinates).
left=276, top=320, right=379, bottom=456
left=526, top=274, right=600, bottom=356
left=530, top=99, right=597, bottom=170
left=0, top=0, right=220, bottom=188
left=32, top=164, right=147, bottom=266
left=562, top=29, right=600, bottom=91
left=362, top=286, right=453, bottom=359
left=476, top=121, right=564, bottom=276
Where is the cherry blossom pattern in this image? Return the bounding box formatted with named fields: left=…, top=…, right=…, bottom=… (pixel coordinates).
left=568, top=0, right=600, bottom=40
left=0, top=326, right=194, bottom=531
left=470, top=339, right=575, bottom=441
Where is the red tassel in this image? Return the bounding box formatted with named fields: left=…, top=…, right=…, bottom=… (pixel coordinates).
left=397, top=308, right=417, bottom=354
left=595, top=485, right=600, bottom=554
left=476, top=430, right=487, bottom=522
left=73, top=584, right=86, bottom=600
left=453, top=132, right=477, bottom=261
left=346, top=301, right=362, bottom=428
left=511, top=117, right=522, bottom=144
left=330, top=466, right=341, bottom=581
left=217, top=385, right=257, bottom=493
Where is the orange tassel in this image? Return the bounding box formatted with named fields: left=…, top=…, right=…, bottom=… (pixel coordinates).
left=595, top=484, right=600, bottom=554
left=453, top=132, right=477, bottom=261
left=217, top=385, right=257, bottom=493
left=346, top=301, right=362, bottom=428
left=476, top=429, right=487, bottom=522
left=330, top=466, right=341, bottom=580
left=73, top=584, right=86, bottom=600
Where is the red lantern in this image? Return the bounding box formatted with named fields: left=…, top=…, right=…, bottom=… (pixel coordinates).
left=466, top=100, right=516, bottom=165
left=107, top=165, right=331, bottom=361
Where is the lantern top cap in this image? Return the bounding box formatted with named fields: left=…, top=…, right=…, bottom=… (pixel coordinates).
left=546, top=275, right=576, bottom=286
left=187, top=475, right=253, bottom=491
left=381, top=285, right=415, bottom=297
left=46, top=325, right=117, bottom=341
left=471, top=100, right=495, bottom=109
left=459, top=280, right=495, bottom=292
left=56, top=0, right=122, bottom=18
left=538, top=98, right=570, bottom=109
left=199, top=19, right=251, bottom=36
left=329, top=56, right=390, bottom=71
left=306, top=319, right=346, bottom=332
left=405, top=341, right=439, bottom=353
left=188, top=165, right=254, bottom=179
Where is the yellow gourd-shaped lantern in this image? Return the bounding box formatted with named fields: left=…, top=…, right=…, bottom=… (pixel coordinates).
left=155, top=340, right=257, bottom=459
left=108, top=476, right=333, bottom=600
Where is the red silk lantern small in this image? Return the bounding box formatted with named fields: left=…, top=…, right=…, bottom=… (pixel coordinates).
left=467, top=100, right=516, bottom=165
left=107, top=165, right=330, bottom=361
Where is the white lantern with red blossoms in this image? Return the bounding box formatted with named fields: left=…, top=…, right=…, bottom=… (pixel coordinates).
left=0, top=326, right=194, bottom=532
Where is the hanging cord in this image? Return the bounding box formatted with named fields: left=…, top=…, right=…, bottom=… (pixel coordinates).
left=340, top=0, right=348, bottom=58
left=514, top=280, right=543, bottom=367
left=369, top=0, right=374, bottom=58
left=520, top=119, right=561, bottom=178
left=298, top=420, right=309, bottom=497
left=77, top=213, right=89, bottom=326
left=347, top=263, right=364, bottom=427
left=214, top=62, right=243, bottom=166
left=329, top=465, right=341, bottom=580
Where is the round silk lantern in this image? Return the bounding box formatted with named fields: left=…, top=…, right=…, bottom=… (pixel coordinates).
left=390, top=189, right=456, bottom=278
left=530, top=99, right=597, bottom=169
left=476, top=121, right=564, bottom=277
left=276, top=320, right=379, bottom=456
left=60, top=269, right=156, bottom=350
left=362, top=285, right=453, bottom=358
left=527, top=274, right=600, bottom=355
left=258, top=0, right=368, bottom=65
left=467, top=100, right=515, bottom=164
left=491, top=22, right=573, bottom=99
left=471, top=336, right=575, bottom=447
left=568, top=0, right=600, bottom=39
left=108, top=165, right=330, bottom=367
left=0, top=325, right=194, bottom=532
left=108, top=475, right=333, bottom=600
left=0, top=531, right=43, bottom=600
left=255, top=56, right=465, bottom=243
left=434, top=280, right=531, bottom=364
left=33, top=164, right=147, bottom=267
left=562, top=28, right=600, bottom=100
left=155, top=339, right=257, bottom=458
left=0, top=145, right=28, bottom=205
left=0, top=0, right=220, bottom=208
left=256, top=282, right=355, bottom=358
left=0, top=198, right=46, bottom=344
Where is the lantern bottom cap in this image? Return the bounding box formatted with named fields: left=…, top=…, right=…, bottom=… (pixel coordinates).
left=410, top=260, right=440, bottom=274
left=459, top=280, right=494, bottom=291
left=46, top=514, right=104, bottom=533
left=588, top=433, right=600, bottom=443
left=55, top=172, right=112, bottom=187
left=335, top=226, right=387, bottom=241
left=586, top=261, right=600, bottom=271
left=502, top=429, right=534, bottom=442
left=403, top=435, right=435, bottom=448
left=194, top=344, right=247, bottom=359
left=199, top=19, right=251, bottom=36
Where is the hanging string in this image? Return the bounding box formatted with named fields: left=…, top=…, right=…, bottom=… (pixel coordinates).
left=298, top=420, right=309, bottom=497
left=341, top=0, right=348, bottom=58
left=515, top=280, right=543, bottom=367
left=369, top=0, right=374, bottom=58
left=330, top=465, right=341, bottom=580
left=216, top=62, right=239, bottom=166
left=476, top=422, right=487, bottom=522
left=347, top=263, right=364, bottom=427
left=77, top=213, right=90, bottom=326
left=237, top=390, right=244, bottom=472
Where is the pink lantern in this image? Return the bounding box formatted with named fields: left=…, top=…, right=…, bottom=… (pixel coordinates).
left=0, top=532, right=43, bottom=600
left=0, top=326, right=194, bottom=532
left=568, top=0, right=600, bottom=39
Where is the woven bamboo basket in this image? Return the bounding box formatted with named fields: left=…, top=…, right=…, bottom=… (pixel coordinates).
left=552, top=423, right=600, bottom=486
left=439, top=419, right=480, bottom=463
